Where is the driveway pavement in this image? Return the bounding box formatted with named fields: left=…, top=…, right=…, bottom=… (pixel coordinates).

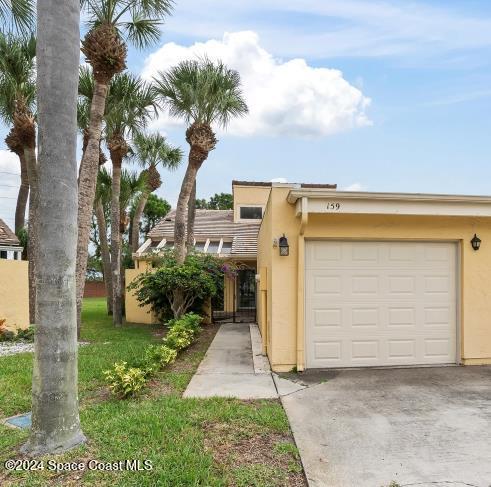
left=281, top=366, right=491, bottom=487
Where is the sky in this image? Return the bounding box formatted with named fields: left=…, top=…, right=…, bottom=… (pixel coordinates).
left=2, top=0, right=491, bottom=228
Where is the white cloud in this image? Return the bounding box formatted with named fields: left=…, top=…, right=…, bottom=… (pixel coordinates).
left=342, top=182, right=366, bottom=191
left=0, top=150, right=21, bottom=227
left=142, top=31, right=371, bottom=137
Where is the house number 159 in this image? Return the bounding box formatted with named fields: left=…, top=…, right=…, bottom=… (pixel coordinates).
left=326, top=203, right=341, bottom=211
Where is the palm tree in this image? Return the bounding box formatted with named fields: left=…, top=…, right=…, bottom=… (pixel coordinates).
left=94, top=167, right=113, bottom=314
left=153, top=58, right=248, bottom=264
left=22, top=0, right=85, bottom=455
left=0, top=0, right=34, bottom=34
left=105, top=73, right=158, bottom=326
left=75, top=0, right=174, bottom=330
left=0, top=33, right=35, bottom=234
left=129, top=132, right=182, bottom=253
left=0, top=33, right=37, bottom=323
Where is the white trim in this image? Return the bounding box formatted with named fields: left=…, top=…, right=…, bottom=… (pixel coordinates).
left=290, top=189, right=491, bottom=217
left=156, top=238, right=167, bottom=249
left=136, top=238, right=152, bottom=254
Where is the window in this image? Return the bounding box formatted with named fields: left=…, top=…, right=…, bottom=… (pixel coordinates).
left=220, top=241, right=232, bottom=254
left=239, top=206, right=263, bottom=220
left=0, top=251, right=7, bottom=259
left=207, top=241, right=220, bottom=253
left=194, top=241, right=206, bottom=252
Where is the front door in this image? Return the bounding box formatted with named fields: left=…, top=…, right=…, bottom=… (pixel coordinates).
left=237, top=269, right=256, bottom=310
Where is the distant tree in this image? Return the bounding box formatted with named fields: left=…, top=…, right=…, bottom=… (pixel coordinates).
left=142, top=193, right=171, bottom=236
left=195, top=198, right=208, bottom=209
left=196, top=192, right=232, bottom=210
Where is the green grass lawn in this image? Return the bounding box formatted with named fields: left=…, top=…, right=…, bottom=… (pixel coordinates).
left=0, top=298, right=305, bottom=486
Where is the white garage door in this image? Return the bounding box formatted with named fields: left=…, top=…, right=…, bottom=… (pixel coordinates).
left=305, top=241, right=457, bottom=368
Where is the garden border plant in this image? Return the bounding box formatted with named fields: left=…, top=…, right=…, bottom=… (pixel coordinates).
left=104, top=312, right=203, bottom=398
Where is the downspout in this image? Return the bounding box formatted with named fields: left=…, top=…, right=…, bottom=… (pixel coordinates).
left=297, top=197, right=308, bottom=371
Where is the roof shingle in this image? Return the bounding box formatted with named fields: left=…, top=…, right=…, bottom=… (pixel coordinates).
left=0, top=219, right=20, bottom=247
left=147, top=209, right=260, bottom=257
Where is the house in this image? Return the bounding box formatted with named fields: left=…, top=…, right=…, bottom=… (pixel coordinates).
left=127, top=181, right=491, bottom=372
left=0, top=219, right=28, bottom=330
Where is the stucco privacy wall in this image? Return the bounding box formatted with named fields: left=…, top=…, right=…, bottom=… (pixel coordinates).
left=125, top=267, right=158, bottom=324
left=258, top=186, right=491, bottom=371
left=0, top=259, right=29, bottom=330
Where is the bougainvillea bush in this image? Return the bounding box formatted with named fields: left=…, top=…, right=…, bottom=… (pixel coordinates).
left=128, top=250, right=227, bottom=320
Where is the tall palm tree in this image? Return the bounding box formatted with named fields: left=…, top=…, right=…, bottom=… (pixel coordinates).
left=105, top=73, right=158, bottom=326
left=0, top=33, right=35, bottom=234
left=94, top=167, right=113, bottom=314
left=22, top=0, right=85, bottom=455
left=0, top=0, right=34, bottom=34
left=129, top=132, right=182, bottom=253
left=0, top=33, right=38, bottom=323
left=76, top=0, right=174, bottom=330
left=153, top=58, right=248, bottom=264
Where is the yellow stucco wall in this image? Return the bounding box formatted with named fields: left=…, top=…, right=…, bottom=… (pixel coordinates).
left=125, top=267, right=158, bottom=324
left=258, top=186, right=491, bottom=371
left=233, top=184, right=271, bottom=222
left=0, top=259, right=29, bottom=330
left=257, top=193, right=273, bottom=355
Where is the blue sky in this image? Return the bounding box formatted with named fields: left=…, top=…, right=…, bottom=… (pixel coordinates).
left=1, top=0, right=491, bottom=227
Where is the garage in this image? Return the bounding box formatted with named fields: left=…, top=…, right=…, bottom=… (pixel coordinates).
left=305, top=240, right=458, bottom=368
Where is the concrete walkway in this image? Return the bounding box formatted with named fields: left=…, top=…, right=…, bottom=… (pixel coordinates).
left=183, top=323, right=278, bottom=399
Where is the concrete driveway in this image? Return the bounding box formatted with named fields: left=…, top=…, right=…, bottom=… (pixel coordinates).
left=280, top=366, right=491, bottom=487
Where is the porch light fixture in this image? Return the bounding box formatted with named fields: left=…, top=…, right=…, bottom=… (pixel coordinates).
left=279, top=234, right=289, bottom=256
left=471, top=233, right=481, bottom=251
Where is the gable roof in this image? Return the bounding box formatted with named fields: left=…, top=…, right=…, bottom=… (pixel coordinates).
left=148, top=209, right=260, bottom=257
left=0, top=219, right=20, bottom=247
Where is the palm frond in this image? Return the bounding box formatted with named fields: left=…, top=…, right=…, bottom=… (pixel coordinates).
left=131, top=131, right=183, bottom=170
left=153, top=57, right=248, bottom=128
left=0, top=32, right=36, bottom=123
left=0, top=0, right=35, bottom=35
left=104, top=72, right=158, bottom=140
left=82, top=0, right=174, bottom=50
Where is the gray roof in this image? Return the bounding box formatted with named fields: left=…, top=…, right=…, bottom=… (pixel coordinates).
left=0, top=219, right=19, bottom=247
left=148, top=209, right=260, bottom=257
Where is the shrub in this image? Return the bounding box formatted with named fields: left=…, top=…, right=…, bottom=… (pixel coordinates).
left=15, top=325, right=35, bottom=341
left=104, top=362, right=147, bottom=398
left=128, top=250, right=225, bottom=319
left=163, top=313, right=202, bottom=351
left=0, top=319, right=16, bottom=342
left=143, top=345, right=177, bottom=370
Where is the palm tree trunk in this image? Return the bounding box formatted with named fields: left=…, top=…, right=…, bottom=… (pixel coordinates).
left=22, top=0, right=85, bottom=455
left=110, top=158, right=123, bottom=326
left=186, top=180, right=196, bottom=251
left=131, top=190, right=149, bottom=254
left=95, top=200, right=112, bottom=315
left=174, top=161, right=201, bottom=264
left=24, top=146, right=38, bottom=325
left=15, top=152, right=29, bottom=234
left=75, top=79, right=109, bottom=336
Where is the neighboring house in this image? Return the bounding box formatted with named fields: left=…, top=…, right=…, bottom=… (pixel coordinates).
left=0, top=219, right=28, bottom=330
left=127, top=181, right=491, bottom=372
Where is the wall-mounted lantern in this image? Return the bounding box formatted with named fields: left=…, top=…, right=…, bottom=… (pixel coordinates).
left=471, top=233, right=481, bottom=251
left=279, top=234, right=289, bottom=256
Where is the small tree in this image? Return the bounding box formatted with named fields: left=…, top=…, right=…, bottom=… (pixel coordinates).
left=128, top=250, right=224, bottom=319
